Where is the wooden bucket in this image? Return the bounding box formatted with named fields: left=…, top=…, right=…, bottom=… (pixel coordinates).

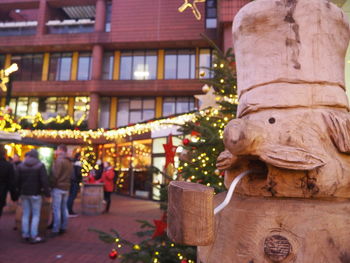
left=15, top=198, right=51, bottom=236
left=81, top=183, right=104, bottom=215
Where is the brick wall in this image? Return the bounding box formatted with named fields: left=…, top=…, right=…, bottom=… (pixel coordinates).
left=218, top=0, right=250, bottom=24
left=111, top=0, right=206, bottom=43
left=0, top=0, right=211, bottom=51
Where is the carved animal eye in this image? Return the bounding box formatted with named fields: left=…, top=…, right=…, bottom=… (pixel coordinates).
left=268, top=117, right=276, bottom=124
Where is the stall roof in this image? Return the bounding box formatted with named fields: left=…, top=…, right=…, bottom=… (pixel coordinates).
left=0, top=131, right=56, bottom=148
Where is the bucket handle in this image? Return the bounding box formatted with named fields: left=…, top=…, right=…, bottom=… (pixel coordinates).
left=214, top=170, right=253, bottom=215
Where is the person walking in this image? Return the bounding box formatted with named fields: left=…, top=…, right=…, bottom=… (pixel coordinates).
left=50, top=144, right=73, bottom=237
left=17, top=149, right=50, bottom=244
left=67, top=152, right=82, bottom=217
left=0, top=145, right=18, bottom=217
left=99, top=161, right=115, bottom=213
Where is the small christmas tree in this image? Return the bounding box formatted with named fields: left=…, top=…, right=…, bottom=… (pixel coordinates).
left=81, top=142, right=97, bottom=177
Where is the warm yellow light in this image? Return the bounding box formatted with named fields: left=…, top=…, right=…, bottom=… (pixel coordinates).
left=4, top=63, right=18, bottom=76
left=133, top=244, right=141, bottom=250
left=178, top=0, right=205, bottom=20
left=4, top=145, right=11, bottom=155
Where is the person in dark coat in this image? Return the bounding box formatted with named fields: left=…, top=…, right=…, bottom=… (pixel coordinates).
left=67, top=152, right=82, bottom=216
left=17, top=149, right=51, bottom=243
left=0, top=145, right=17, bottom=217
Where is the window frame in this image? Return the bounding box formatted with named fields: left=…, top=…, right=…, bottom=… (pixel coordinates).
left=48, top=52, right=73, bottom=81
left=9, top=96, right=69, bottom=118
left=205, top=0, right=217, bottom=29
left=117, top=97, right=156, bottom=127
left=77, top=52, right=93, bottom=81
left=164, top=49, right=196, bottom=80
left=199, top=48, right=214, bottom=79
left=162, top=96, right=195, bottom=117
left=102, top=52, right=114, bottom=80
left=11, top=53, right=44, bottom=81
left=119, top=50, right=158, bottom=80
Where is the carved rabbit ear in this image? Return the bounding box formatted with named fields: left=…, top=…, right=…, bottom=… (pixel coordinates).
left=259, top=145, right=326, bottom=170
left=322, top=112, right=350, bottom=154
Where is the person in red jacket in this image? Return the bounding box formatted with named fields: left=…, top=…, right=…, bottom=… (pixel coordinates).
left=99, top=161, right=115, bottom=213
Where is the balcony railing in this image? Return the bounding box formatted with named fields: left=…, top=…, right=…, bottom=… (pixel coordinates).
left=0, top=21, right=37, bottom=36
left=46, top=19, right=95, bottom=34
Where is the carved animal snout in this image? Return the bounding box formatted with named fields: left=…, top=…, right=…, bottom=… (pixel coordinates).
left=224, top=119, right=250, bottom=154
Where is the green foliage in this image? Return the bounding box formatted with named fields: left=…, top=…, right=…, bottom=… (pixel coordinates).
left=89, top=219, right=196, bottom=263
left=177, top=41, right=238, bottom=193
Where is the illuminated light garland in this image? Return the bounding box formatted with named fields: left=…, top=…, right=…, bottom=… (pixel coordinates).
left=18, top=112, right=86, bottom=130
left=0, top=112, right=21, bottom=132
left=18, top=111, right=210, bottom=141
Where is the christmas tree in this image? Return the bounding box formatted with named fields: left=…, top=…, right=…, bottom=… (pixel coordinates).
left=91, top=44, right=238, bottom=263
left=178, top=45, right=237, bottom=193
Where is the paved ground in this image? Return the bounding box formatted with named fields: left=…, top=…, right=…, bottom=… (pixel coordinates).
left=0, top=194, right=161, bottom=263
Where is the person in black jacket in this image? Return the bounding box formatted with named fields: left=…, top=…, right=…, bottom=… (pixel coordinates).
left=67, top=152, right=82, bottom=216
left=0, top=145, right=17, bottom=217
left=17, top=149, right=51, bottom=244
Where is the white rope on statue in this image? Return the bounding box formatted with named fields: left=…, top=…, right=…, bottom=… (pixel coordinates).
left=214, top=170, right=253, bottom=215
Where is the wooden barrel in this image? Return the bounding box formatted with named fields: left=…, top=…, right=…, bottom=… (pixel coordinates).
left=81, top=183, right=104, bottom=215
left=15, top=198, right=51, bottom=236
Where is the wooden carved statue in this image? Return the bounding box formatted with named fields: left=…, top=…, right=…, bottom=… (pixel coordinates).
left=168, top=0, right=350, bottom=262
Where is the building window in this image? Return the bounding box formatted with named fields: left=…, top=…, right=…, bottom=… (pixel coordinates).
left=102, top=52, right=114, bottom=80
left=39, top=97, right=68, bottom=118
left=74, top=96, right=90, bottom=121
left=105, top=2, right=112, bottom=32
left=206, top=0, right=217, bottom=28
left=77, top=52, right=92, bottom=80
left=11, top=54, right=43, bottom=81
left=117, top=97, right=155, bottom=127
left=48, top=53, right=72, bottom=81
left=164, top=50, right=195, bottom=79
left=162, top=97, right=195, bottom=117
left=99, top=97, right=110, bottom=128
left=9, top=97, right=38, bottom=118
left=9, top=97, right=68, bottom=119
left=120, top=50, right=157, bottom=80
left=199, top=49, right=214, bottom=79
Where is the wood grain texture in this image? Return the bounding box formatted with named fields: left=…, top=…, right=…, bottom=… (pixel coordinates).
left=167, top=181, right=214, bottom=246
left=220, top=108, right=350, bottom=198
left=218, top=0, right=350, bottom=199
left=198, top=193, right=350, bottom=263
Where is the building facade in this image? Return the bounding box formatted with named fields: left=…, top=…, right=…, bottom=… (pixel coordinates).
left=0, top=0, right=256, bottom=199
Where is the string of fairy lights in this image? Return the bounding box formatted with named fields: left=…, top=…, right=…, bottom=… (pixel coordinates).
left=18, top=113, right=86, bottom=127
left=17, top=111, right=199, bottom=141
